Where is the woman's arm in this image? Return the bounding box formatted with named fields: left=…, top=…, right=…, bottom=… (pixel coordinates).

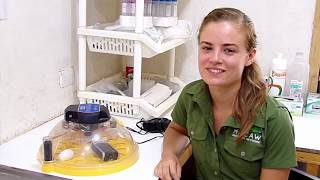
left=154, top=122, right=189, bottom=180
left=260, top=168, right=290, bottom=180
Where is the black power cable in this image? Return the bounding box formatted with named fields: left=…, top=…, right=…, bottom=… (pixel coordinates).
left=126, top=118, right=171, bottom=144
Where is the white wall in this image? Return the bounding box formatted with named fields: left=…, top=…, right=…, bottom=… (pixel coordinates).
left=0, top=0, right=316, bottom=143
left=0, top=0, right=121, bottom=144
left=0, top=0, right=75, bottom=144
left=173, top=0, right=316, bottom=83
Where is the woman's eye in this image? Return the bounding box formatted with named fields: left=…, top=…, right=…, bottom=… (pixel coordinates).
left=224, top=48, right=235, bottom=55
left=201, top=46, right=212, bottom=51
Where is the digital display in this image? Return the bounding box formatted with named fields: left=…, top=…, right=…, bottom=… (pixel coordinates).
left=78, top=104, right=100, bottom=113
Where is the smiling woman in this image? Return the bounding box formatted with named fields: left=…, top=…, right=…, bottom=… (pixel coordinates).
left=154, top=7, right=296, bottom=180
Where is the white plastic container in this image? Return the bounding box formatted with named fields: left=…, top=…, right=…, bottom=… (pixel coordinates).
left=120, top=0, right=153, bottom=27
left=285, top=52, right=310, bottom=101
left=152, top=0, right=178, bottom=27
left=119, top=15, right=153, bottom=28
left=269, top=53, right=287, bottom=96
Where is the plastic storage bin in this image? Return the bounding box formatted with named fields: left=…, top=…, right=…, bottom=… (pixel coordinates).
left=78, top=72, right=185, bottom=119
left=79, top=24, right=189, bottom=58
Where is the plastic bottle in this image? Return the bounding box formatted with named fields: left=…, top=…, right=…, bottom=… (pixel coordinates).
left=125, top=57, right=134, bottom=82
left=165, top=0, right=172, bottom=17
left=152, top=0, right=159, bottom=16
left=172, top=0, right=177, bottom=17
left=144, top=0, right=152, bottom=16
left=269, top=53, right=287, bottom=96
left=129, top=0, right=136, bottom=16
left=285, top=52, right=310, bottom=100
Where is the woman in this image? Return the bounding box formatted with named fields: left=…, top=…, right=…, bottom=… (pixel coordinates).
left=154, top=7, right=296, bottom=180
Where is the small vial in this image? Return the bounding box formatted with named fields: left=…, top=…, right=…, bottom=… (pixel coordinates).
left=152, top=0, right=158, bottom=16
left=172, top=0, right=177, bottom=17
left=43, top=136, right=53, bottom=162
left=127, top=0, right=133, bottom=16
left=121, top=0, right=128, bottom=16
left=165, top=0, right=171, bottom=17
left=159, top=0, right=166, bottom=17
left=144, top=0, right=152, bottom=16
left=144, top=0, right=147, bottom=16
left=130, top=0, right=136, bottom=16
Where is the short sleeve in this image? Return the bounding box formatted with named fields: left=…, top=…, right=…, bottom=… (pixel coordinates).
left=171, top=88, right=188, bottom=129
left=262, top=107, right=297, bottom=168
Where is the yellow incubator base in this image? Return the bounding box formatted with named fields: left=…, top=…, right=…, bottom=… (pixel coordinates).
left=38, top=104, right=139, bottom=176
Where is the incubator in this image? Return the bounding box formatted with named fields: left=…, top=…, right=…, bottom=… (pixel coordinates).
left=38, top=104, right=139, bottom=176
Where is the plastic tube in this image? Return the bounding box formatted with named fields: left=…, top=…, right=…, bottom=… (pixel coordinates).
left=43, top=136, right=53, bottom=162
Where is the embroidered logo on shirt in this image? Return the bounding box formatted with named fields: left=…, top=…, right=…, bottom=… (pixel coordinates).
left=232, top=127, right=263, bottom=144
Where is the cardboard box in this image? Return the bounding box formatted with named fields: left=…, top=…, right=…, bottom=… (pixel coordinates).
left=274, top=96, right=304, bottom=116
left=305, top=93, right=320, bottom=115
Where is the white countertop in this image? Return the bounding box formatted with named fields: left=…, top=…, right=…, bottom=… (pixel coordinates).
left=292, top=115, right=320, bottom=151
left=0, top=114, right=319, bottom=179
left=0, top=116, right=163, bottom=180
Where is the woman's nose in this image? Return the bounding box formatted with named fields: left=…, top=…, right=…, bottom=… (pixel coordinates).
left=209, top=50, right=222, bottom=63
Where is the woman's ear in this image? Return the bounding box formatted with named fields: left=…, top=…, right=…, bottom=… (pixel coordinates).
left=245, top=49, right=256, bottom=66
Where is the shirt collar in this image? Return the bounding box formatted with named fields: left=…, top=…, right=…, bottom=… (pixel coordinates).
left=184, top=80, right=211, bottom=105
left=224, top=109, right=265, bottom=128
left=186, top=80, right=213, bottom=125
left=185, top=80, right=265, bottom=129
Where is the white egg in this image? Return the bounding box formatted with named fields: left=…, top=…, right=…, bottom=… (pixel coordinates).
left=58, top=149, right=74, bottom=161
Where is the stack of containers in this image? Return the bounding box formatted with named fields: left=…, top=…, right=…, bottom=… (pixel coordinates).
left=274, top=51, right=310, bottom=116
left=120, top=0, right=178, bottom=28
left=120, top=0, right=153, bottom=27
left=152, top=0, right=178, bottom=27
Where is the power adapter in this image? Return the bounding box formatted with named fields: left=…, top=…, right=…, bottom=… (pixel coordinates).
left=136, top=118, right=171, bottom=133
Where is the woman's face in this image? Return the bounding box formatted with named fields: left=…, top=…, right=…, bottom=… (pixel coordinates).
left=198, top=21, right=255, bottom=88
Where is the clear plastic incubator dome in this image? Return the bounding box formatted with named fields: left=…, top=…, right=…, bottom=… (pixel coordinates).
left=38, top=104, right=139, bottom=176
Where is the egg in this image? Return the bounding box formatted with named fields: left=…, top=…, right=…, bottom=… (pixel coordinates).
left=58, top=149, right=74, bottom=161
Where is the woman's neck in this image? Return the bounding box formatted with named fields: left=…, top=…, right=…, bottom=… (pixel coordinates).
left=208, top=83, right=241, bottom=109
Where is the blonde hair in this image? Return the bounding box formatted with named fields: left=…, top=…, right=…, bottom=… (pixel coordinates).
left=198, top=8, right=267, bottom=143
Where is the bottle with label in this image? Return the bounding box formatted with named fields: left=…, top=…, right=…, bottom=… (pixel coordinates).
left=285, top=52, right=310, bottom=101
left=269, top=53, right=287, bottom=96
left=125, top=57, right=134, bottom=82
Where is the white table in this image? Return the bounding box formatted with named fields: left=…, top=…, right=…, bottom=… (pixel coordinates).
left=0, top=116, right=163, bottom=180
left=293, top=115, right=320, bottom=151
left=0, top=114, right=319, bottom=179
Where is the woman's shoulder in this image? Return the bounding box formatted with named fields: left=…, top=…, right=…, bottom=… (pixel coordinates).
left=185, top=79, right=205, bottom=88
left=182, top=79, right=206, bottom=94
left=265, top=96, right=281, bottom=107
left=264, top=96, right=293, bottom=122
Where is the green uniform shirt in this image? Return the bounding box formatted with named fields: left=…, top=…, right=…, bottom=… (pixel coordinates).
left=171, top=80, right=297, bottom=180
